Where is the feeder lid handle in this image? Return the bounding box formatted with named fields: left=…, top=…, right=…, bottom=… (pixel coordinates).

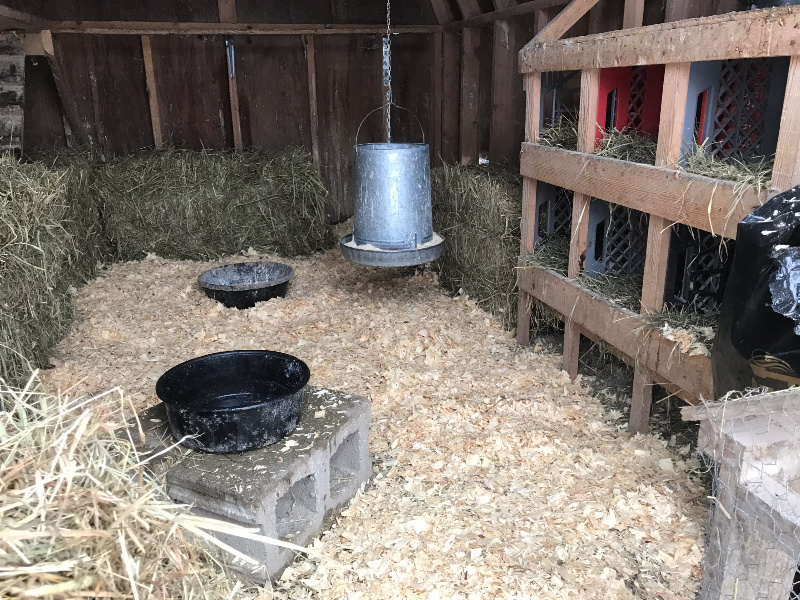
left=355, top=103, right=425, bottom=146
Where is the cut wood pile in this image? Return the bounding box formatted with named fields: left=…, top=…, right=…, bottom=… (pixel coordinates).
left=42, top=249, right=707, bottom=599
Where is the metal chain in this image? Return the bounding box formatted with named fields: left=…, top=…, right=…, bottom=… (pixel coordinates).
left=384, top=0, right=392, bottom=142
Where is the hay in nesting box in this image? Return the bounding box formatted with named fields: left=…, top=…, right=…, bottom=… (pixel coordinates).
left=0, top=153, right=104, bottom=387
left=595, top=129, right=658, bottom=165
left=539, top=115, right=579, bottom=151
left=578, top=272, right=643, bottom=313
left=519, top=235, right=570, bottom=275
left=0, top=373, right=338, bottom=598
left=97, top=146, right=332, bottom=261
left=431, top=163, right=522, bottom=329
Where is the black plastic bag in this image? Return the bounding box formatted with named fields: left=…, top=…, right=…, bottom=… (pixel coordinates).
left=712, top=184, right=800, bottom=396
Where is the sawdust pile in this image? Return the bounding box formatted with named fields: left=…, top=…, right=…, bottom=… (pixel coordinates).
left=43, top=250, right=706, bottom=600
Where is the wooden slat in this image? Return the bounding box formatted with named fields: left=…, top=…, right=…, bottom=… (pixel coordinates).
left=622, top=0, right=644, bottom=28
left=534, top=0, right=599, bottom=44
left=306, top=35, right=320, bottom=167
left=771, top=55, right=800, bottom=194
left=441, top=32, right=461, bottom=163
left=518, top=267, right=712, bottom=402
left=664, top=0, right=702, bottom=21
left=563, top=67, right=598, bottom=378
left=430, top=0, right=456, bottom=24
left=454, top=0, right=484, bottom=19
left=0, top=6, right=51, bottom=31
left=217, top=0, right=242, bottom=151
left=449, top=0, right=569, bottom=29
left=459, top=27, right=480, bottom=164
left=141, top=35, right=162, bottom=148
left=217, top=0, right=237, bottom=23
left=433, top=32, right=444, bottom=166
left=520, top=6, right=800, bottom=73
left=50, top=22, right=441, bottom=35
left=489, top=19, right=516, bottom=164
left=519, top=144, right=766, bottom=239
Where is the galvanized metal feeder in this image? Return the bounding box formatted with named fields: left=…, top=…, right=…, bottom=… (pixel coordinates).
left=340, top=2, right=444, bottom=268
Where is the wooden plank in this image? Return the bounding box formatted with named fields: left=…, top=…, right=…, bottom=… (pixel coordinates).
left=433, top=32, right=443, bottom=166
left=563, top=67, right=598, bottom=378
left=459, top=27, right=480, bottom=164
left=518, top=266, right=711, bottom=402
left=520, top=6, right=800, bottom=73
left=629, top=369, right=654, bottom=434
left=306, top=35, right=320, bottom=167
left=0, top=5, right=51, bottom=30
left=534, top=0, right=600, bottom=44
left=664, top=0, right=702, bottom=21
left=51, top=21, right=442, bottom=35
left=430, top=0, right=456, bottom=24
left=449, top=0, right=569, bottom=29
left=23, top=32, right=45, bottom=55
left=489, top=19, right=516, bottom=164
left=641, top=62, right=691, bottom=314
left=141, top=35, right=162, bottom=148
left=771, top=55, right=800, bottom=194
left=519, top=144, right=767, bottom=239
left=441, top=32, right=461, bottom=163
left=622, top=0, right=644, bottom=28
left=23, top=54, right=65, bottom=149
left=217, top=0, right=237, bottom=23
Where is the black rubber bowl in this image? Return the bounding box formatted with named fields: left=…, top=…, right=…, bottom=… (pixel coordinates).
left=198, top=262, right=295, bottom=309
left=155, top=350, right=310, bottom=453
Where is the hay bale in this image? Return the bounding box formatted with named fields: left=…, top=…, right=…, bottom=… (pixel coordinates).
left=97, top=146, right=332, bottom=261
left=431, top=164, right=521, bottom=329
left=0, top=153, right=103, bottom=386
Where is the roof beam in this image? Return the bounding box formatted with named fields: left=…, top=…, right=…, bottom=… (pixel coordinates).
left=448, top=0, right=569, bottom=29
left=0, top=5, right=51, bottom=30
left=49, top=21, right=442, bottom=35
left=429, top=0, right=456, bottom=24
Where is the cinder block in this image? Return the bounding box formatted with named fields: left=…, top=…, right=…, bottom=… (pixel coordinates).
left=126, top=387, right=371, bottom=582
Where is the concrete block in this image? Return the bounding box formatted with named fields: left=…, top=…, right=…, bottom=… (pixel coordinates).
left=126, top=387, right=371, bottom=582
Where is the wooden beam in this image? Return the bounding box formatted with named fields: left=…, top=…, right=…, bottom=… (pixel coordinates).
left=217, top=0, right=237, bottom=23
left=518, top=266, right=712, bottom=403
left=517, top=72, right=542, bottom=345
left=50, top=22, right=441, bottom=35
left=430, top=0, right=456, bottom=24
left=0, top=6, right=51, bottom=31
left=664, top=0, right=702, bottom=21
left=489, top=19, right=516, bottom=164
left=141, top=35, right=162, bottom=148
left=520, top=6, right=800, bottom=73
left=441, top=32, right=461, bottom=163
left=533, top=0, right=599, bottom=44
left=305, top=35, right=320, bottom=168
left=448, top=0, right=569, bottom=29
left=459, top=27, right=480, bottom=165
left=563, top=67, right=598, bottom=379
left=23, top=31, right=45, bottom=55
left=622, top=0, right=644, bottom=28
left=455, top=0, right=484, bottom=19
left=771, top=55, right=800, bottom=194
left=519, top=144, right=766, bottom=239
left=433, top=32, right=444, bottom=166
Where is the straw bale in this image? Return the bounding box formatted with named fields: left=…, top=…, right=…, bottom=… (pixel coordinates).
left=431, top=164, right=522, bottom=329
left=43, top=249, right=708, bottom=599
left=96, top=146, right=332, bottom=261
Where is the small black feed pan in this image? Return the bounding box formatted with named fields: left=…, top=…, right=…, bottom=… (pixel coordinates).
left=198, top=261, right=295, bottom=309
left=155, top=350, right=310, bottom=453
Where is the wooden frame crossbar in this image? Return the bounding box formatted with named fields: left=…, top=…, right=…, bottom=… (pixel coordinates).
left=517, top=4, right=800, bottom=433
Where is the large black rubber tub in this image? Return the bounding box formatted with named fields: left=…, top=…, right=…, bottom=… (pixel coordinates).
left=198, top=262, right=295, bottom=309
left=155, top=350, right=310, bottom=453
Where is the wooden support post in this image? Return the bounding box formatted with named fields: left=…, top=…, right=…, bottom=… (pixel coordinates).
left=217, top=0, right=237, bottom=23
left=622, top=0, right=644, bottom=28
left=454, top=0, right=483, bottom=19
left=517, top=72, right=542, bottom=346
left=771, top=54, right=800, bottom=194
left=459, top=27, right=480, bottom=165
left=305, top=35, right=320, bottom=169
left=442, top=32, right=461, bottom=163
left=141, top=35, right=162, bottom=147
left=534, top=0, right=600, bottom=44
left=488, top=18, right=515, bottom=165
left=433, top=32, right=444, bottom=166
left=664, top=0, right=702, bottom=21
left=562, top=67, right=598, bottom=377
left=629, top=61, right=691, bottom=434
left=429, top=0, right=456, bottom=24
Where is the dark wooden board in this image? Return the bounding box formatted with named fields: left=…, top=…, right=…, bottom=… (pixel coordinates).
left=23, top=55, right=65, bottom=150
left=315, top=35, right=383, bottom=222
left=150, top=35, right=232, bottom=150
left=228, top=0, right=436, bottom=24
left=51, top=34, right=153, bottom=155
left=389, top=34, right=434, bottom=148
left=2, top=0, right=217, bottom=22
left=476, top=25, right=493, bottom=158
left=234, top=36, right=311, bottom=151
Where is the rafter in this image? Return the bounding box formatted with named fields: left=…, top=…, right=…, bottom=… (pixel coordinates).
left=448, top=0, right=569, bottom=29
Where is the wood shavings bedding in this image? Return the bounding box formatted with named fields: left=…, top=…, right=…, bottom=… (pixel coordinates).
left=43, top=250, right=707, bottom=600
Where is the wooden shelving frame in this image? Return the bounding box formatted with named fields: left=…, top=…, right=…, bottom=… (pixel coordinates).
left=516, top=4, right=800, bottom=433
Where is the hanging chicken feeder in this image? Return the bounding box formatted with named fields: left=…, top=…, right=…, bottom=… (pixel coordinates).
left=339, top=8, right=444, bottom=268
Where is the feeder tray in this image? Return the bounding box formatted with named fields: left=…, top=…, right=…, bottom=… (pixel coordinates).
left=155, top=350, right=310, bottom=453
left=340, top=232, right=444, bottom=267
left=198, top=262, right=294, bottom=309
